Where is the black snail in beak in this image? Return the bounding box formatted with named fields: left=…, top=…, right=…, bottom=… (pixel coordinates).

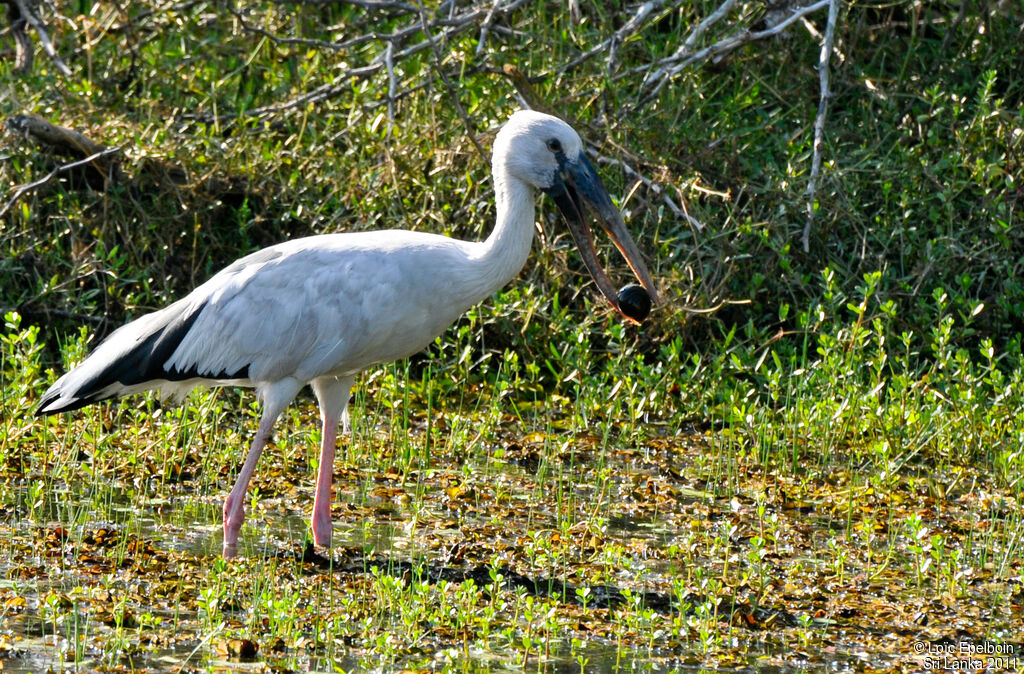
left=542, top=147, right=659, bottom=323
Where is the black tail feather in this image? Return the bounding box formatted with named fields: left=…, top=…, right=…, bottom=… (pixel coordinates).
left=35, top=302, right=246, bottom=417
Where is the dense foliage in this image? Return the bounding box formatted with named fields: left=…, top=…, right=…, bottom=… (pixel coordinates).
left=3, top=2, right=1020, bottom=350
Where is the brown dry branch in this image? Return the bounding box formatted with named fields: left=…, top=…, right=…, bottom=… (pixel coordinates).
left=501, top=63, right=552, bottom=115
left=2, top=115, right=122, bottom=221
left=6, top=113, right=108, bottom=159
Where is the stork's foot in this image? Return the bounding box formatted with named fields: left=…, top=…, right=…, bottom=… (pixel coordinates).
left=311, top=514, right=333, bottom=548
left=311, top=487, right=333, bottom=547
left=223, top=492, right=246, bottom=558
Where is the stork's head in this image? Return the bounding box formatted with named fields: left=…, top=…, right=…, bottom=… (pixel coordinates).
left=494, top=110, right=660, bottom=322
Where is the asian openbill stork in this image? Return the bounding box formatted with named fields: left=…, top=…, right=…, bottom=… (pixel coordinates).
left=35, top=110, right=660, bottom=558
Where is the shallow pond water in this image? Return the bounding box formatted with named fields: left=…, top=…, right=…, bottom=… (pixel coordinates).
left=1, top=411, right=1021, bottom=673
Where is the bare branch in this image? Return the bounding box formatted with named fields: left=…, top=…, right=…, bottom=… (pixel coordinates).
left=11, top=0, right=70, bottom=75
left=607, top=0, right=666, bottom=72
left=198, top=0, right=530, bottom=126
left=268, top=0, right=418, bottom=9
left=384, top=39, right=396, bottom=138
left=414, top=3, right=487, bottom=165
left=5, top=0, right=34, bottom=71
left=631, top=0, right=831, bottom=110
left=226, top=5, right=354, bottom=51
left=802, top=0, right=840, bottom=252
left=634, top=0, right=740, bottom=100
left=0, top=146, right=122, bottom=221
left=683, top=0, right=739, bottom=50
left=561, top=0, right=677, bottom=73
left=591, top=150, right=701, bottom=230
left=502, top=63, right=552, bottom=115
left=7, top=113, right=101, bottom=153
left=475, top=0, right=504, bottom=58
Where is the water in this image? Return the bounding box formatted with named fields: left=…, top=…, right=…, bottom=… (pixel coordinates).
left=0, top=442, right=1014, bottom=672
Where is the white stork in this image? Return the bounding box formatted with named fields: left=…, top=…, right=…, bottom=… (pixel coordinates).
left=35, top=110, right=660, bottom=558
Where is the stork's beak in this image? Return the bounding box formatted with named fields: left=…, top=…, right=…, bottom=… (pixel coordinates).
left=543, top=151, right=660, bottom=322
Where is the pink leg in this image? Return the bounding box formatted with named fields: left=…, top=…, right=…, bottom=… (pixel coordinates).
left=310, top=376, right=354, bottom=548
left=222, top=380, right=300, bottom=558
left=311, top=419, right=338, bottom=546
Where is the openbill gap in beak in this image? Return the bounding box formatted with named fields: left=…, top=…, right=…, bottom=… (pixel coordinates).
left=542, top=150, right=660, bottom=322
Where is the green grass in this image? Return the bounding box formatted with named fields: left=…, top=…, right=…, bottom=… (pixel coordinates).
left=2, top=1, right=1024, bottom=671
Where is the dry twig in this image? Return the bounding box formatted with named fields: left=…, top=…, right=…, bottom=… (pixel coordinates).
left=802, top=0, right=840, bottom=252
left=475, top=0, right=505, bottom=58
left=682, top=0, right=739, bottom=49
left=501, top=64, right=553, bottom=115
left=7, top=113, right=107, bottom=158
left=606, top=0, right=667, bottom=72
left=5, top=0, right=33, bottom=71
left=0, top=146, right=122, bottom=221
left=629, top=0, right=831, bottom=110
left=10, top=0, right=70, bottom=75
left=561, top=0, right=678, bottom=73
left=592, top=151, right=701, bottom=230
left=384, top=39, right=397, bottom=138
left=269, top=0, right=417, bottom=8
left=198, top=0, right=529, bottom=126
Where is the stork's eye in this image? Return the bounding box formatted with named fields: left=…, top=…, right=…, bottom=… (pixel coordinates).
left=546, top=138, right=562, bottom=153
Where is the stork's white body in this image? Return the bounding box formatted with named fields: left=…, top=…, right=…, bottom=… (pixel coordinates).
left=37, top=111, right=657, bottom=557
left=84, top=224, right=533, bottom=404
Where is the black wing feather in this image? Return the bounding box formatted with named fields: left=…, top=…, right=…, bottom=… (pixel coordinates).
left=35, top=302, right=250, bottom=416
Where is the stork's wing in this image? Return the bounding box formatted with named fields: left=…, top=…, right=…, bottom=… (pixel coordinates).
left=161, top=238, right=391, bottom=384
left=36, top=246, right=297, bottom=414
left=36, top=231, right=479, bottom=415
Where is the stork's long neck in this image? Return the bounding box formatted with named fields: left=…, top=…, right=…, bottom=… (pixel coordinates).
left=469, top=170, right=536, bottom=297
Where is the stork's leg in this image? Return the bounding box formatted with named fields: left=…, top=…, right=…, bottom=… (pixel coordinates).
left=222, top=379, right=301, bottom=558
left=310, top=376, right=355, bottom=548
